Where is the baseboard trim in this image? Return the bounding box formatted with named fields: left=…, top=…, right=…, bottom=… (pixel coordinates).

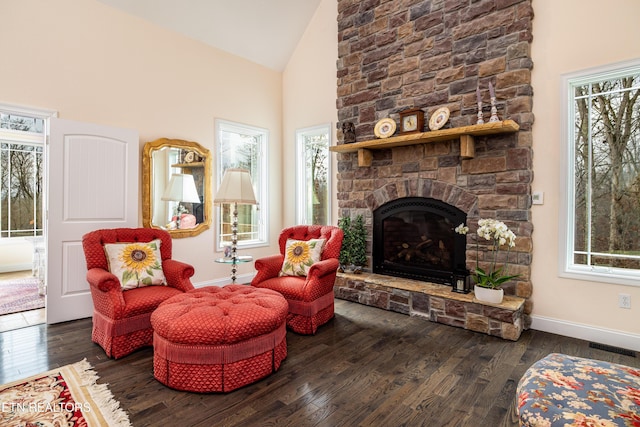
left=531, top=315, right=640, bottom=352
left=0, top=264, right=32, bottom=274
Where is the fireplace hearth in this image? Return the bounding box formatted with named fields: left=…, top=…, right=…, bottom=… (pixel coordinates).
left=373, top=197, right=467, bottom=286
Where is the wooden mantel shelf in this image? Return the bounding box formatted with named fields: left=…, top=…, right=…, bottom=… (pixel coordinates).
left=329, top=119, right=519, bottom=166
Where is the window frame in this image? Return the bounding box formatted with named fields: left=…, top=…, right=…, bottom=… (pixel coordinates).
left=295, top=123, right=331, bottom=225
left=560, top=58, right=640, bottom=286
left=0, top=103, right=56, bottom=242
left=214, top=119, right=268, bottom=251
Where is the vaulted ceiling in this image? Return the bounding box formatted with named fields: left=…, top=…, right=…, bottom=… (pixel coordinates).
left=97, top=0, right=322, bottom=71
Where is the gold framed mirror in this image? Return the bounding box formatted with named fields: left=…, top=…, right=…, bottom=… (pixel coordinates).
left=142, top=138, right=212, bottom=238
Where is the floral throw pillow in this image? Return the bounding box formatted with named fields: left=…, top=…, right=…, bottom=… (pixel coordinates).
left=104, top=239, right=166, bottom=290
left=280, top=238, right=326, bottom=277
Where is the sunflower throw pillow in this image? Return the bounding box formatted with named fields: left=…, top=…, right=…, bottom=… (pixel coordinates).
left=104, top=239, right=166, bottom=290
left=280, top=238, right=326, bottom=277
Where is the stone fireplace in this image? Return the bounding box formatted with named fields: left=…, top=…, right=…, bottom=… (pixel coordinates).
left=333, top=0, right=534, bottom=337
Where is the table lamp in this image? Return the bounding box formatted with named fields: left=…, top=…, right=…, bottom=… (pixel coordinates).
left=161, top=173, right=201, bottom=227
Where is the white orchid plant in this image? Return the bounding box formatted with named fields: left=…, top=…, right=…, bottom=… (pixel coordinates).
left=455, top=218, right=518, bottom=289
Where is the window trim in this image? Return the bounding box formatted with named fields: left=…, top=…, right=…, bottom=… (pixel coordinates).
left=559, top=58, right=640, bottom=286
left=295, top=123, right=332, bottom=225
left=214, top=119, right=269, bottom=251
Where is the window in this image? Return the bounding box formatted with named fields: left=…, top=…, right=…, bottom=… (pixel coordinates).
left=215, top=120, right=268, bottom=249
left=562, top=59, right=640, bottom=285
left=296, top=124, right=331, bottom=225
left=1, top=111, right=46, bottom=239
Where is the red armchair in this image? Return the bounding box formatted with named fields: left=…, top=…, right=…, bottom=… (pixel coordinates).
left=82, top=228, right=195, bottom=359
left=251, top=225, right=343, bottom=335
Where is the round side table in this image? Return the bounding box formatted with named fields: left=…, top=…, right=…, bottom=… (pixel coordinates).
left=215, top=255, right=253, bottom=284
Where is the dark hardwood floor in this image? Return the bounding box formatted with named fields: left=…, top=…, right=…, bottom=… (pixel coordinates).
left=1, top=299, right=638, bottom=426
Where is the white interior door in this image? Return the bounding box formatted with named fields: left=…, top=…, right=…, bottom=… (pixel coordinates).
left=46, top=118, right=138, bottom=323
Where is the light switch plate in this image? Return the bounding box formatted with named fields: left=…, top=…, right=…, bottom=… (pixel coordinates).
left=532, top=191, right=544, bottom=205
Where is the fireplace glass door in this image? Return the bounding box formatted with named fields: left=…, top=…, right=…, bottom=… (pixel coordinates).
left=373, top=197, right=467, bottom=285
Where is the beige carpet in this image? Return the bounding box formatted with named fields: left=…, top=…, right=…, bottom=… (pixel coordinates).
left=0, top=359, right=131, bottom=426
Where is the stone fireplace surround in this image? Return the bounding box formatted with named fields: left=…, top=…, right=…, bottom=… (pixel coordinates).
left=334, top=0, right=534, bottom=338
left=333, top=176, right=527, bottom=340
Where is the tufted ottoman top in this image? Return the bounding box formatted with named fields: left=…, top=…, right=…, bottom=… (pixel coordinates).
left=151, top=285, right=288, bottom=346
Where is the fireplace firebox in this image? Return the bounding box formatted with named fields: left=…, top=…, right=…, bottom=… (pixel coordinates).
left=372, top=197, right=468, bottom=286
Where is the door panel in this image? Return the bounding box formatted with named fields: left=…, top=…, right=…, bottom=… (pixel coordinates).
left=64, top=135, right=130, bottom=220
left=47, top=118, right=138, bottom=323
left=62, top=243, right=89, bottom=294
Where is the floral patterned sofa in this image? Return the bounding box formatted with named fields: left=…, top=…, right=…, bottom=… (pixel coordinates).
left=517, top=353, right=640, bottom=426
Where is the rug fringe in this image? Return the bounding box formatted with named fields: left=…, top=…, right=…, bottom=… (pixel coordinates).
left=75, top=359, right=132, bottom=427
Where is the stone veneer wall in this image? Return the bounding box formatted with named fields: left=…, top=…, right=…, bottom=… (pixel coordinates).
left=336, top=0, right=534, bottom=326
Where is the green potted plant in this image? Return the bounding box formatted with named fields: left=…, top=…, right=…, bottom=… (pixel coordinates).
left=455, top=218, right=518, bottom=303
left=338, top=215, right=367, bottom=273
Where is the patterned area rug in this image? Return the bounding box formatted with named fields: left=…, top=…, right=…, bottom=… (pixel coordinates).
left=0, top=359, right=131, bottom=426
left=0, top=277, right=45, bottom=316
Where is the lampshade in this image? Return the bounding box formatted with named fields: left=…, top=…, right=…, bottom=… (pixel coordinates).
left=161, top=174, right=201, bottom=203
left=214, top=168, right=257, bottom=205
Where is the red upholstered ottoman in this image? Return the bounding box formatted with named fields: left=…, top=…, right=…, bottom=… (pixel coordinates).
left=151, top=285, right=288, bottom=393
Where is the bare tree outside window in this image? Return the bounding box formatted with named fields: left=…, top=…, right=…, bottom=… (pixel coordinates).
left=296, top=125, right=330, bottom=225
left=571, top=70, right=640, bottom=272
left=0, top=114, right=44, bottom=238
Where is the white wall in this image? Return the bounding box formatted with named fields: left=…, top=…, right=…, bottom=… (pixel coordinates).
left=531, top=0, right=640, bottom=349
left=0, top=0, right=284, bottom=285
left=282, top=0, right=339, bottom=228
left=0, top=241, right=32, bottom=273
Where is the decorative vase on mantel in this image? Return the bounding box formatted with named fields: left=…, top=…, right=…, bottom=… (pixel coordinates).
left=473, top=285, right=504, bottom=304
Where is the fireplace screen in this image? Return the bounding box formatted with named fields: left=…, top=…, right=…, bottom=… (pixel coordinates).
left=373, top=197, right=467, bottom=285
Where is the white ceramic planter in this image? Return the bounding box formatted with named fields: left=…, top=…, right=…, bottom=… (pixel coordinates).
left=474, top=285, right=504, bottom=304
